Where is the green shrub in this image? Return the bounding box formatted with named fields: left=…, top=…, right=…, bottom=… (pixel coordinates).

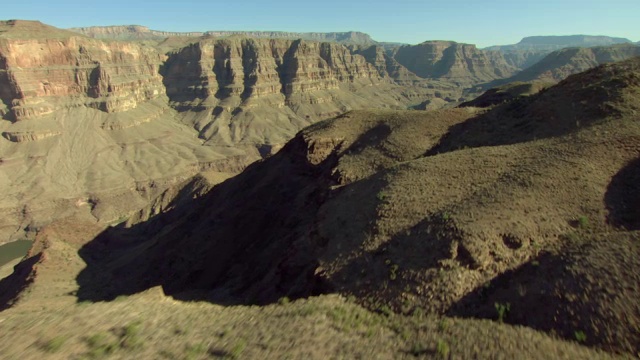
left=85, top=333, right=117, bottom=358
left=495, top=302, right=510, bottom=323
left=436, top=339, right=450, bottom=358
left=577, top=216, right=589, bottom=228
left=41, top=335, right=67, bottom=353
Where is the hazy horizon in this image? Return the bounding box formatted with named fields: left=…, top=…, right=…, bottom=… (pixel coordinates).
left=4, top=0, right=639, bottom=47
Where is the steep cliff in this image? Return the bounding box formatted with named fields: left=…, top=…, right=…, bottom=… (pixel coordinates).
left=70, top=25, right=375, bottom=45
left=0, top=20, right=235, bottom=243
left=69, top=25, right=205, bottom=40
left=161, top=38, right=416, bottom=147
left=0, top=27, right=165, bottom=121
left=392, top=41, right=517, bottom=83
left=0, top=20, right=521, bottom=244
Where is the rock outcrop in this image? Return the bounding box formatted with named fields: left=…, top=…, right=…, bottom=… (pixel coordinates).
left=0, top=38, right=165, bottom=121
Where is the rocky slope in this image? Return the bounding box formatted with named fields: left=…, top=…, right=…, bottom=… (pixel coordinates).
left=392, top=41, right=517, bottom=84
left=70, top=25, right=376, bottom=45
left=507, top=43, right=640, bottom=82
left=0, top=20, right=461, bottom=244
left=5, top=19, right=632, bottom=248
left=0, top=20, right=241, bottom=243
left=69, top=58, right=640, bottom=356
left=486, top=35, right=633, bottom=69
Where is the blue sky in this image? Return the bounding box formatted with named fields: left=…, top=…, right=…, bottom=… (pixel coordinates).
left=4, top=0, right=639, bottom=47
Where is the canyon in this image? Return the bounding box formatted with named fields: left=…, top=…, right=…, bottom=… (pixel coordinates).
left=0, top=19, right=638, bottom=247
left=0, top=16, right=639, bottom=360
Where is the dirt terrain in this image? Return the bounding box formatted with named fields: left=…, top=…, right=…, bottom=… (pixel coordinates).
left=1, top=57, right=638, bottom=359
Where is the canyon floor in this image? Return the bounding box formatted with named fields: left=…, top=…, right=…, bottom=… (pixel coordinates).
left=1, top=56, right=639, bottom=359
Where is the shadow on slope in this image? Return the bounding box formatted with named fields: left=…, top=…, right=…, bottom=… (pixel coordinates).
left=605, top=157, right=640, bottom=230
left=447, top=230, right=640, bottom=355
left=428, top=58, right=640, bottom=155
left=75, top=128, right=390, bottom=305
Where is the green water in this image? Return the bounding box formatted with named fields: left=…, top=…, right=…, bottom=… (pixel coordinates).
left=0, top=240, right=33, bottom=267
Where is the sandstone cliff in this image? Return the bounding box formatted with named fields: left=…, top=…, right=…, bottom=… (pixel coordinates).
left=0, top=20, right=236, bottom=243
left=392, top=41, right=517, bottom=83
left=70, top=25, right=375, bottom=45
left=0, top=28, right=166, bottom=121
left=161, top=38, right=417, bottom=147
left=0, top=20, right=523, bottom=245
left=69, top=25, right=205, bottom=40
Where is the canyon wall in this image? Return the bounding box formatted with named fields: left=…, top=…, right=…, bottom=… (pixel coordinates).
left=0, top=20, right=524, bottom=244
left=70, top=25, right=375, bottom=45
left=393, top=41, right=517, bottom=83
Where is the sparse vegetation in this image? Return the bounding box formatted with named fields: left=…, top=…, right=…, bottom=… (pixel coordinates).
left=574, top=331, right=587, bottom=343
left=184, top=342, right=208, bottom=360
left=120, top=321, right=144, bottom=349
left=228, top=339, right=247, bottom=359
left=83, top=321, right=144, bottom=358
left=577, top=216, right=589, bottom=229
left=41, top=335, right=68, bottom=353
left=438, top=318, right=451, bottom=331
left=436, top=339, right=450, bottom=359
left=495, top=302, right=510, bottom=323
left=85, top=332, right=117, bottom=358
left=388, top=263, right=399, bottom=280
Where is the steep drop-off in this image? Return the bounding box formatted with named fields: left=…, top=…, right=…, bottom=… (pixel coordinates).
left=70, top=25, right=376, bottom=45
left=161, top=38, right=424, bottom=149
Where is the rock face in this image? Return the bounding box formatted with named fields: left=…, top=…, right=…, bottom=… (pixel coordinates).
left=486, top=35, right=633, bottom=69
left=70, top=25, right=375, bottom=45
left=0, top=20, right=442, bottom=244
left=0, top=31, right=165, bottom=121
left=0, top=20, right=237, bottom=244
left=392, top=41, right=517, bottom=83
left=68, top=25, right=205, bottom=40
left=509, top=44, right=640, bottom=82
left=161, top=38, right=415, bottom=147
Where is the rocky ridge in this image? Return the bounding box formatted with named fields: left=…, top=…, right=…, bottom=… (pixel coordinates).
left=392, top=41, right=517, bottom=83
left=486, top=35, right=634, bottom=69
left=1, top=19, right=636, bottom=247
left=71, top=57, right=640, bottom=356
left=70, top=25, right=375, bottom=45
left=506, top=43, right=640, bottom=83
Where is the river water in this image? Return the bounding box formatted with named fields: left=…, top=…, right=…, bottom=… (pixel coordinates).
left=0, top=240, right=33, bottom=268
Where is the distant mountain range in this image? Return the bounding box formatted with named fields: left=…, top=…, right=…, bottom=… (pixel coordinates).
left=484, top=35, right=634, bottom=69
